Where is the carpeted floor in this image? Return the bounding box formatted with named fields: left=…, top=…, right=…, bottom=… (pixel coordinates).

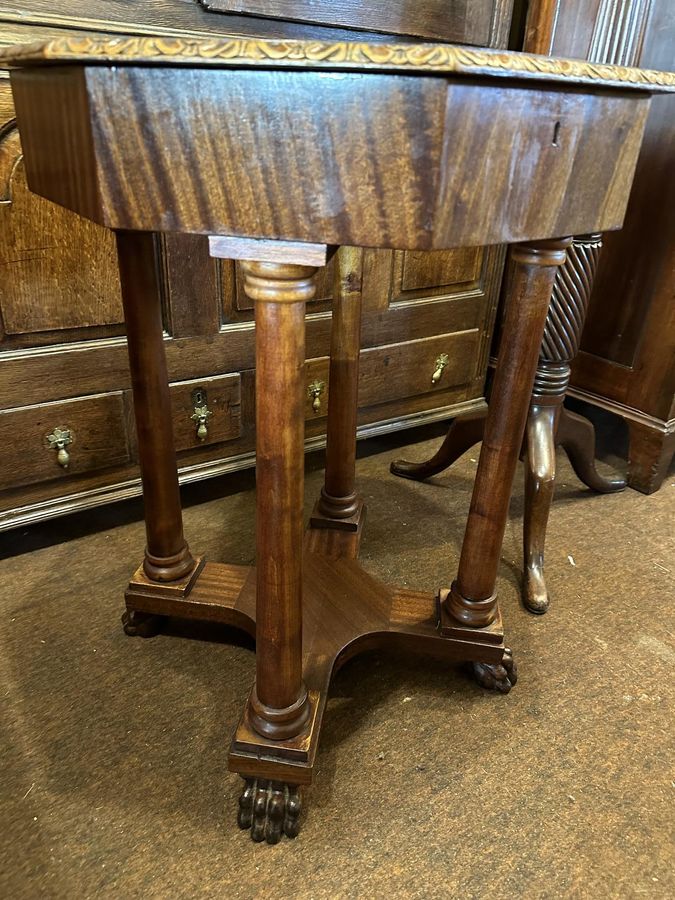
left=1, top=421, right=674, bottom=899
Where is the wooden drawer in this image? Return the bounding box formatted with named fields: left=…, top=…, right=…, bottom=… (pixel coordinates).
left=0, top=392, right=129, bottom=490
left=305, top=329, right=480, bottom=419
left=169, top=374, right=242, bottom=451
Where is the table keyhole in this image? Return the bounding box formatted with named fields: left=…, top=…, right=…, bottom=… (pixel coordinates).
left=552, top=121, right=561, bottom=146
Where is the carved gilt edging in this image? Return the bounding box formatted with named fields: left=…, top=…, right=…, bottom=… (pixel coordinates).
left=0, top=35, right=674, bottom=91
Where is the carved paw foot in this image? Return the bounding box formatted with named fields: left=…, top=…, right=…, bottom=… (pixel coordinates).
left=237, top=778, right=302, bottom=844
left=122, top=609, right=166, bottom=638
left=472, top=649, right=518, bottom=694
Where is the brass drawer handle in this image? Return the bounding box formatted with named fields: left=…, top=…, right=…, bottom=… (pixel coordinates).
left=46, top=426, right=73, bottom=468
left=308, top=379, right=325, bottom=414
left=431, top=353, right=449, bottom=384
left=190, top=388, right=213, bottom=441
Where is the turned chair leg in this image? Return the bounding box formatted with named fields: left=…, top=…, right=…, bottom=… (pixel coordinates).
left=522, top=234, right=624, bottom=614
left=243, top=260, right=316, bottom=743
left=523, top=401, right=559, bottom=614
left=116, top=231, right=197, bottom=635
left=442, top=239, right=572, bottom=689
left=310, top=247, right=364, bottom=530
left=390, top=410, right=486, bottom=481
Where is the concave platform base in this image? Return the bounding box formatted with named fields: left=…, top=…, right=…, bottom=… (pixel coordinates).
left=125, top=526, right=508, bottom=841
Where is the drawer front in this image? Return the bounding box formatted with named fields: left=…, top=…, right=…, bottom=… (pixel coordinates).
left=169, top=374, right=242, bottom=451
left=0, top=392, right=129, bottom=490
left=203, top=1, right=498, bottom=45
left=305, top=330, right=480, bottom=419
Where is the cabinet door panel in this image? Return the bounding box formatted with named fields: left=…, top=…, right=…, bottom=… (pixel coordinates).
left=0, top=87, right=122, bottom=340
left=395, top=248, right=483, bottom=298
left=221, top=259, right=335, bottom=321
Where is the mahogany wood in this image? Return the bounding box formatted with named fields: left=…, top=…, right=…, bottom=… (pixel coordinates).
left=115, top=230, right=195, bottom=582
left=10, top=66, right=651, bottom=248
left=391, top=0, right=661, bottom=614
left=447, top=239, right=571, bottom=624
left=391, top=410, right=485, bottom=482
left=623, top=420, right=675, bottom=495
left=245, top=261, right=316, bottom=740
left=0, top=4, right=508, bottom=532
left=124, top=548, right=509, bottom=805
left=313, top=247, right=364, bottom=528
left=209, top=235, right=332, bottom=267
left=5, top=29, right=673, bottom=844
left=523, top=233, right=625, bottom=613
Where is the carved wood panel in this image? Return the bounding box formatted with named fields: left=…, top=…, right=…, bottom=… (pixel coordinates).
left=0, top=85, right=123, bottom=343
left=392, top=248, right=483, bottom=301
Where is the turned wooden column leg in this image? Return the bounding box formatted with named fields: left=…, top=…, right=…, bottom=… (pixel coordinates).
left=116, top=231, right=196, bottom=585
left=244, top=261, right=316, bottom=741
left=310, top=247, right=364, bottom=530
left=443, top=239, right=572, bottom=639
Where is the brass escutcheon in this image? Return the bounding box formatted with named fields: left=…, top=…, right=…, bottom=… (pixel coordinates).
left=190, top=388, right=213, bottom=441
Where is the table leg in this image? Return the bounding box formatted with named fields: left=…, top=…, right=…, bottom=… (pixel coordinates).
left=243, top=260, right=316, bottom=742
left=311, top=247, right=364, bottom=530
left=443, top=238, right=571, bottom=683
left=116, top=232, right=196, bottom=633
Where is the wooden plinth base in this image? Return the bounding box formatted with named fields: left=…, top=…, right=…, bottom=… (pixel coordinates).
left=125, top=538, right=506, bottom=765
left=308, top=497, right=365, bottom=533
left=124, top=522, right=511, bottom=841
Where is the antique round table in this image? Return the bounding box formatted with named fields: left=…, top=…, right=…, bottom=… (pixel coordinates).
left=3, top=34, right=673, bottom=844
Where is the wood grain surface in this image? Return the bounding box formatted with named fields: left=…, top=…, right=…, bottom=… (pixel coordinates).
left=11, top=66, right=651, bottom=248
left=0, top=1, right=502, bottom=536
left=199, top=0, right=496, bottom=44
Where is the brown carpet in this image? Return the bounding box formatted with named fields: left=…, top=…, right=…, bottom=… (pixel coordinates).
left=1, top=424, right=674, bottom=899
